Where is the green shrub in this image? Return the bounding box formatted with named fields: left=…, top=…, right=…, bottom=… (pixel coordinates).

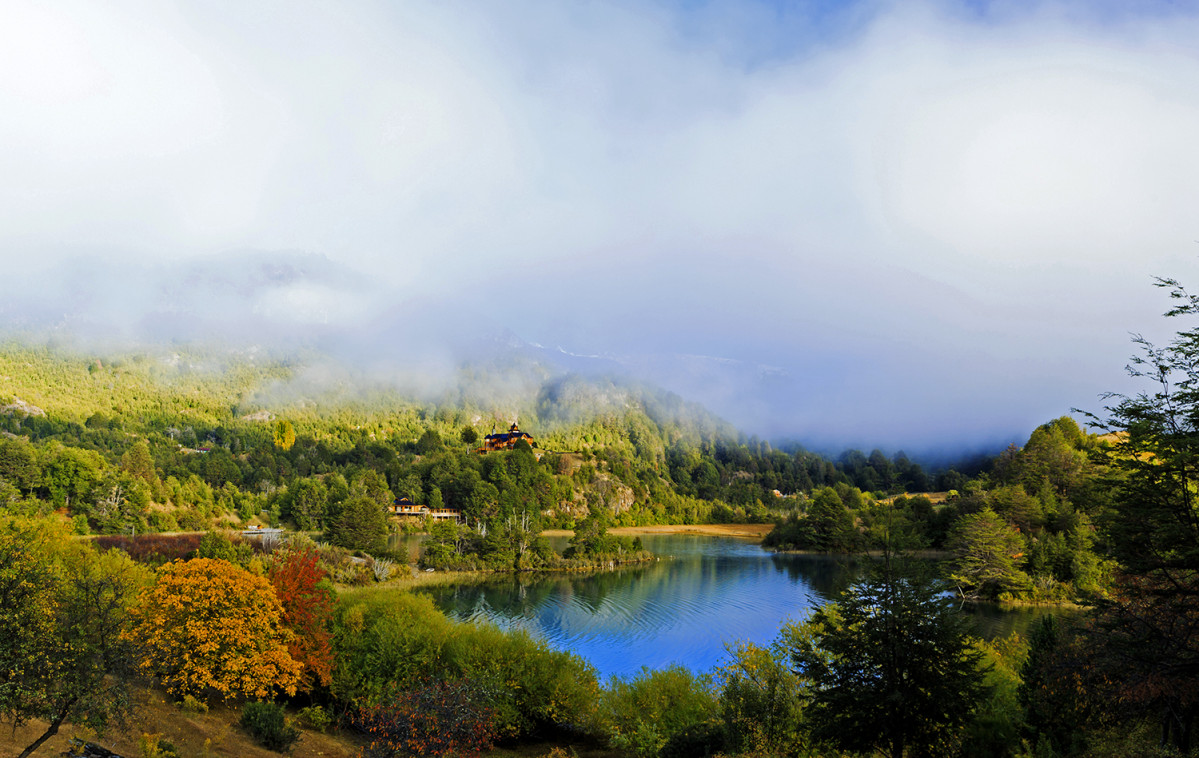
left=297, top=705, right=333, bottom=733
left=657, top=721, right=726, bottom=758
left=444, top=621, right=599, bottom=738
left=174, top=508, right=208, bottom=532
left=334, top=589, right=600, bottom=740
left=240, top=700, right=300, bottom=752
left=139, top=733, right=181, bottom=758
left=145, top=510, right=178, bottom=533
left=596, top=665, right=719, bottom=758
left=333, top=591, right=453, bottom=703
left=197, top=530, right=252, bottom=565
left=179, top=694, right=208, bottom=714
left=717, top=636, right=806, bottom=756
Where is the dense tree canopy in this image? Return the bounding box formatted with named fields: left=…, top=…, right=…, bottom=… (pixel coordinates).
left=0, top=307, right=1196, bottom=755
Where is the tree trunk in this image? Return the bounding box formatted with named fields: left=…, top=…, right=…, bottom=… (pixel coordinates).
left=18, top=704, right=70, bottom=758
left=1162, top=703, right=1195, bottom=756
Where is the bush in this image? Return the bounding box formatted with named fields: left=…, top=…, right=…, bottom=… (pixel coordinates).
left=717, top=637, right=806, bottom=756
left=444, top=622, right=599, bottom=738
left=240, top=700, right=300, bottom=752
left=297, top=705, right=334, bottom=733
left=197, top=530, right=253, bottom=565
left=596, top=665, right=719, bottom=758
left=657, top=721, right=726, bottom=758
left=354, top=678, right=498, bottom=758
left=333, top=592, right=453, bottom=703
left=179, top=694, right=208, bottom=714
left=175, top=508, right=209, bottom=532
left=319, top=544, right=375, bottom=586
left=145, top=510, right=178, bottom=533
left=139, top=733, right=182, bottom=758
left=333, top=589, right=600, bottom=740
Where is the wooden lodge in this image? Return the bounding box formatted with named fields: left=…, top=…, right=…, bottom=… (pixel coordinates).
left=477, top=422, right=535, bottom=453
left=389, top=497, right=461, bottom=522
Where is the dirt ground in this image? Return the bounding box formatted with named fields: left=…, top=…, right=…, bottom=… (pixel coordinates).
left=0, top=688, right=619, bottom=758
left=608, top=523, right=773, bottom=540
left=0, top=688, right=361, bottom=758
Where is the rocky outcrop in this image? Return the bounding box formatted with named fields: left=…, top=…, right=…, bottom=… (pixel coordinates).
left=65, top=738, right=124, bottom=757
left=0, top=397, right=45, bottom=417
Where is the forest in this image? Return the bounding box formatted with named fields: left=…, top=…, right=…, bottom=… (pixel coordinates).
left=1, top=280, right=1198, bottom=757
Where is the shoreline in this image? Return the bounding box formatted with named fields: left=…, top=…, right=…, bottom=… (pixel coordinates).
left=540, top=523, right=774, bottom=541
left=368, top=556, right=661, bottom=590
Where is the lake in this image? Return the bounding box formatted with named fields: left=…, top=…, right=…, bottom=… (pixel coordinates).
left=410, top=534, right=1058, bottom=680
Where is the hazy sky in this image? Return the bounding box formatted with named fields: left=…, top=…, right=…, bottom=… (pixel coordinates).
left=4, top=0, right=1199, bottom=452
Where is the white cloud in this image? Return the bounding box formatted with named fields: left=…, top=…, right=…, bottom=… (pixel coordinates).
left=3, top=0, right=1198, bottom=448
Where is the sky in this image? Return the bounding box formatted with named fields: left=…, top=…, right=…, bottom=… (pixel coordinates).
left=4, top=0, right=1199, bottom=454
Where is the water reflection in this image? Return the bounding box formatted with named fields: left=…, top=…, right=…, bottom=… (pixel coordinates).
left=960, top=601, right=1073, bottom=640
left=416, top=535, right=857, bottom=678
left=411, top=534, right=1070, bottom=679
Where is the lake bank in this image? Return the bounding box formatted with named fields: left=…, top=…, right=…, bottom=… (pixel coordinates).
left=540, top=523, right=774, bottom=541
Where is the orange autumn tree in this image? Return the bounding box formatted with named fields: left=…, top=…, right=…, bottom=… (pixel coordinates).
left=126, top=558, right=302, bottom=701
left=269, top=544, right=335, bottom=691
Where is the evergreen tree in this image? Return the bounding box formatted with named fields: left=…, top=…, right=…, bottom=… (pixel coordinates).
left=945, top=507, right=1033, bottom=600
left=792, top=561, right=988, bottom=758
left=1018, top=615, right=1090, bottom=755
left=285, top=478, right=329, bottom=531
left=119, top=439, right=156, bottom=486
left=805, top=487, right=858, bottom=552
left=328, top=495, right=389, bottom=554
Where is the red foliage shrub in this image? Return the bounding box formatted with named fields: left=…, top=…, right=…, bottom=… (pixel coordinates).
left=269, top=545, right=335, bottom=691
left=354, top=679, right=499, bottom=758
left=93, top=533, right=202, bottom=564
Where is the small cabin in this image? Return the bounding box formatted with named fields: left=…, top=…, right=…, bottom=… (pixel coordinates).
left=477, top=422, right=535, bottom=453
left=389, top=497, right=461, bottom=522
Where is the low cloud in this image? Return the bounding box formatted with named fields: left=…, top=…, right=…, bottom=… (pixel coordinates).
left=3, top=0, right=1197, bottom=452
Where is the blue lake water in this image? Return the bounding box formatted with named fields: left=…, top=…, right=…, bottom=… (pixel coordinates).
left=412, top=534, right=1057, bottom=680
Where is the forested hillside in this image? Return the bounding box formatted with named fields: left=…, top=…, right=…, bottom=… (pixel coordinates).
left=0, top=340, right=958, bottom=543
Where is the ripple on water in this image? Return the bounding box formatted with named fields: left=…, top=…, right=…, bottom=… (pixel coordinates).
left=418, top=536, right=865, bottom=678
left=419, top=536, right=1036, bottom=678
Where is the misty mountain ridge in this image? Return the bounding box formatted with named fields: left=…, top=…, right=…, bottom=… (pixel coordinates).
left=3, top=252, right=788, bottom=419
left=0, top=331, right=736, bottom=450
left=2, top=250, right=1018, bottom=459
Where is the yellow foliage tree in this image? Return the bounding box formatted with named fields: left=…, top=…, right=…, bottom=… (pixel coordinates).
left=273, top=420, right=296, bottom=451
left=126, top=558, right=302, bottom=702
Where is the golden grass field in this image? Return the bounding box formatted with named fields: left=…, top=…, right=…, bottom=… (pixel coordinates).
left=541, top=522, right=774, bottom=540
